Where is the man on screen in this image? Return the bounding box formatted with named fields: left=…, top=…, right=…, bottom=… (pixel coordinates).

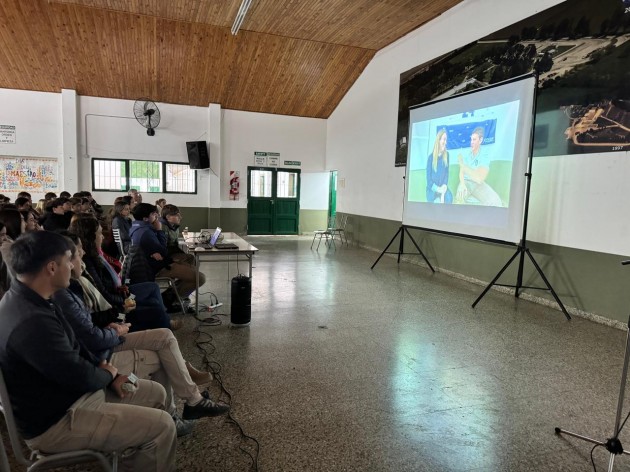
left=455, top=127, right=502, bottom=207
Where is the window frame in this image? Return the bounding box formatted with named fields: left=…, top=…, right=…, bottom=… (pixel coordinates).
left=164, top=161, right=198, bottom=195
left=91, top=158, right=197, bottom=194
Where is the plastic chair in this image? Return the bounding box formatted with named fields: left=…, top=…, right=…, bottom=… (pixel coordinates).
left=112, top=228, right=126, bottom=263
left=0, top=369, right=116, bottom=472
left=311, top=216, right=336, bottom=251
left=329, top=214, right=348, bottom=246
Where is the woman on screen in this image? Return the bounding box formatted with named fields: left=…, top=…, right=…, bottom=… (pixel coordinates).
left=426, top=129, right=453, bottom=204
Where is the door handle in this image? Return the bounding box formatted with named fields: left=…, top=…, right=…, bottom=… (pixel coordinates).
left=271, top=200, right=274, bottom=205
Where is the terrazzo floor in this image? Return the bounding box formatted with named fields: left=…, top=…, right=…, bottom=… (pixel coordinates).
left=3, top=235, right=630, bottom=471
left=172, top=235, right=630, bottom=472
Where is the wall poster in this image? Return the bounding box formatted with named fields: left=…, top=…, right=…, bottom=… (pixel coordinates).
left=396, top=0, right=630, bottom=166
left=0, top=156, right=59, bottom=193
left=0, top=125, right=16, bottom=144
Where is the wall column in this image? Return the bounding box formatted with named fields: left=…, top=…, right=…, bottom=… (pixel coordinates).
left=61, top=89, right=79, bottom=193
left=208, top=103, right=222, bottom=224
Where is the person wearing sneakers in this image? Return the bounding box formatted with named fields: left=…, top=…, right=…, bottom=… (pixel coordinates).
left=53, top=233, right=228, bottom=436
left=129, top=203, right=199, bottom=313
left=0, top=231, right=176, bottom=471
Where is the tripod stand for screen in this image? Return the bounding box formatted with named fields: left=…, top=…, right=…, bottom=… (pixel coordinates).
left=469, top=73, right=570, bottom=320
left=370, top=225, right=435, bottom=272
left=556, top=263, right=630, bottom=470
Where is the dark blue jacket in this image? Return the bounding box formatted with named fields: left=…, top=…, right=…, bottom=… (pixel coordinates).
left=52, top=280, right=123, bottom=361
left=0, top=281, right=112, bottom=439
left=129, top=220, right=171, bottom=273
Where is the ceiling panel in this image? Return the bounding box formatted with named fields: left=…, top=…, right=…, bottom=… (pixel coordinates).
left=0, top=0, right=461, bottom=118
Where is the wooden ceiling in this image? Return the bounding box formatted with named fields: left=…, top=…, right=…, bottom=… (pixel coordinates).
left=0, top=0, right=463, bottom=118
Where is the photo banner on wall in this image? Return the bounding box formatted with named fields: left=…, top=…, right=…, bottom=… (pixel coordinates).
left=395, top=0, right=630, bottom=166
left=0, top=156, right=58, bottom=193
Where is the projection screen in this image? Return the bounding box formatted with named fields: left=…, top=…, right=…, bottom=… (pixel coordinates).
left=403, top=75, right=536, bottom=244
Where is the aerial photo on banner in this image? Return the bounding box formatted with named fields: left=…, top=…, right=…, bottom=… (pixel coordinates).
left=396, top=0, right=630, bottom=166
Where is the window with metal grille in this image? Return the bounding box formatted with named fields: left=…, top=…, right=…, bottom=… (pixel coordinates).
left=165, top=163, right=196, bottom=193
left=92, top=159, right=127, bottom=191
left=91, top=158, right=197, bottom=194
left=130, top=160, right=163, bottom=193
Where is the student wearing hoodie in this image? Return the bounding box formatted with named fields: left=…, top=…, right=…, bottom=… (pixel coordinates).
left=129, top=204, right=200, bottom=308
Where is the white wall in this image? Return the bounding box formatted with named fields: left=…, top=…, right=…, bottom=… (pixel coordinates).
left=300, top=172, right=329, bottom=210
left=0, top=89, right=328, bottom=211
left=78, top=96, right=212, bottom=207
left=221, top=109, right=327, bottom=209
left=0, top=88, right=62, bottom=199
left=326, top=0, right=630, bottom=256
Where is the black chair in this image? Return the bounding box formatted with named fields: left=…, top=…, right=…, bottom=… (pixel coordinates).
left=329, top=214, right=349, bottom=246
left=311, top=216, right=336, bottom=251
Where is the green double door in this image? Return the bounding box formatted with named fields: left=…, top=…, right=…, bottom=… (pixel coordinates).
left=247, top=167, right=300, bottom=235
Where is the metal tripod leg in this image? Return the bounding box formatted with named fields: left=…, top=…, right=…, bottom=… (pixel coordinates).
left=555, top=315, right=630, bottom=470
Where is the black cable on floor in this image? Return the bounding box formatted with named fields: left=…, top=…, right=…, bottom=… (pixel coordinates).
left=192, top=315, right=260, bottom=471
left=591, top=443, right=600, bottom=472
left=616, top=409, right=630, bottom=436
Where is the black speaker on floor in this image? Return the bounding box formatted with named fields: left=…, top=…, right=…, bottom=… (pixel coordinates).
left=185, top=141, right=210, bottom=169
left=231, top=275, right=251, bottom=326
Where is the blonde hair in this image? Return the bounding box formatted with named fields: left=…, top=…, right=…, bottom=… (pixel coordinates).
left=432, top=129, right=448, bottom=172
left=35, top=199, right=46, bottom=214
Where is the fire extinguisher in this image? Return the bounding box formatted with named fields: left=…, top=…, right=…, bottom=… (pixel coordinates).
left=230, top=171, right=239, bottom=197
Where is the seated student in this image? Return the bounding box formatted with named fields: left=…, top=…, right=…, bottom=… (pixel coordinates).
left=155, top=198, right=167, bottom=214
left=17, top=191, right=32, bottom=204
left=19, top=209, right=41, bottom=233
left=82, top=191, right=102, bottom=214
left=0, top=231, right=176, bottom=471
left=160, top=205, right=203, bottom=268
left=0, top=208, right=25, bottom=242
left=129, top=188, right=143, bottom=205
left=0, top=222, right=9, bottom=300
left=69, top=213, right=173, bottom=331
left=130, top=204, right=200, bottom=310
left=14, top=196, right=31, bottom=211
left=0, top=209, right=26, bottom=296
left=80, top=197, right=92, bottom=214
left=53, top=233, right=229, bottom=436
left=40, top=197, right=72, bottom=231
left=34, top=198, right=46, bottom=215
left=111, top=199, right=133, bottom=254
left=68, top=196, right=82, bottom=214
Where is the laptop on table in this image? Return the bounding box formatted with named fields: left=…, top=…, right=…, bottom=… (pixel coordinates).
left=208, top=227, right=239, bottom=250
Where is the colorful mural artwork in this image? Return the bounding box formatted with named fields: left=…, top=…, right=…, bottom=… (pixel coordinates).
left=396, top=0, right=630, bottom=166
left=0, top=157, right=58, bottom=192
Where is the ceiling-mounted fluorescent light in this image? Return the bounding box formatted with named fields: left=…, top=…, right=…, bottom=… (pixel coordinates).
left=231, top=0, right=253, bottom=35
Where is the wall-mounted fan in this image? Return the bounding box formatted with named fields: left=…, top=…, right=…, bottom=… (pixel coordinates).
left=133, top=98, right=161, bottom=136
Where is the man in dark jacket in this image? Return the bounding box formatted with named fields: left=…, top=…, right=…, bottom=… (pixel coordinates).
left=40, top=197, right=72, bottom=231
left=130, top=203, right=199, bottom=303
left=0, top=231, right=176, bottom=471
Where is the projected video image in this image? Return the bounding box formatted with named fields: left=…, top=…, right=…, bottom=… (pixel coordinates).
left=407, top=100, right=520, bottom=208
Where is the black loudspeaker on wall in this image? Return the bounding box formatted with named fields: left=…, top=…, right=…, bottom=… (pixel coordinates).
left=185, top=141, right=210, bottom=169
left=231, top=275, right=251, bottom=326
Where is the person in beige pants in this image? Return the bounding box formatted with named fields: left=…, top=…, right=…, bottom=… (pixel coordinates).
left=50, top=234, right=230, bottom=430
left=0, top=231, right=177, bottom=472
